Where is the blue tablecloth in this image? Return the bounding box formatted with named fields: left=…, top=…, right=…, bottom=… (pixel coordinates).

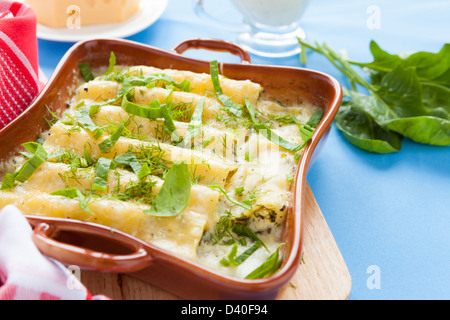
left=37, top=0, right=449, bottom=300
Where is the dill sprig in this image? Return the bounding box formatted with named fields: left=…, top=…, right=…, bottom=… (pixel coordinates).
left=128, top=144, right=172, bottom=178
left=112, top=177, right=157, bottom=205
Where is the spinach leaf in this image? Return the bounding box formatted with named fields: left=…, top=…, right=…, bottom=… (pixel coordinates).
left=113, top=152, right=147, bottom=178
left=299, top=39, right=450, bottom=152
left=351, top=41, right=450, bottom=88
left=1, top=142, right=48, bottom=190
left=79, top=63, right=94, bottom=82
left=244, top=99, right=309, bottom=152
left=98, top=123, right=126, bottom=153
left=92, top=157, right=113, bottom=191
left=181, top=97, right=205, bottom=148
left=51, top=187, right=93, bottom=215
left=75, top=106, right=102, bottom=136
left=145, top=161, right=191, bottom=217
left=245, top=244, right=285, bottom=279
left=335, top=90, right=403, bottom=153
left=120, top=73, right=190, bottom=94
left=121, top=95, right=181, bottom=142
left=105, top=52, right=116, bottom=75
left=233, top=224, right=269, bottom=252
left=210, top=60, right=245, bottom=118
left=208, top=185, right=252, bottom=210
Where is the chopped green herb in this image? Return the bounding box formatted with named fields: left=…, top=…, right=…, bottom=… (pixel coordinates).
left=119, top=73, right=191, bottom=94
left=245, top=99, right=310, bottom=152
left=233, top=224, right=268, bottom=251
left=75, top=106, right=102, bottom=136
left=51, top=187, right=93, bottom=215
left=121, top=95, right=181, bottom=143
left=113, top=152, right=142, bottom=176
left=208, top=185, right=252, bottom=210
left=1, top=142, right=48, bottom=190
left=0, top=173, right=16, bottom=190
left=234, top=186, right=244, bottom=196
left=92, top=157, right=113, bottom=191
left=202, top=136, right=214, bottom=148
left=79, top=62, right=94, bottom=82
left=105, top=52, right=116, bottom=75
left=44, top=105, right=60, bottom=128
left=210, top=60, right=245, bottom=118
left=181, top=97, right=205, bottom=148
left=245, top=244, right=285, bottom=279
left=113, top=177, right=157, bottom=205
left=98, top=123, right=126, bottom=153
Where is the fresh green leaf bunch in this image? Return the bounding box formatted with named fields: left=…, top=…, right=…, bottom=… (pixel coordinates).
left=299, top=39, right=450, bottom=153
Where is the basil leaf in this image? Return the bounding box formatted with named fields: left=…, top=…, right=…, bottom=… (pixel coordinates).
left=51, top=187, right=94, bottom=215
left=121, top=95, right=181, bottom=142
left=210, top=60, right=244, bottom=118
left=79, top=63, right=94, bottom=82
left=145, top=161, right=191, bottom=217
left=208, top=185, right=252, bottom=211
left=98, top=124, right=126, bottom=153
left=245, top=244, right=284, bottom=279
left=92, top=157, right=112, bottom=191
left=181, top=97, right=205, bottom=148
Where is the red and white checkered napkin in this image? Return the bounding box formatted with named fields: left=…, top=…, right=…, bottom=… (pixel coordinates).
left=0, top=205, right=110, bottom=300
left=0, top=1, right=47, bottom=130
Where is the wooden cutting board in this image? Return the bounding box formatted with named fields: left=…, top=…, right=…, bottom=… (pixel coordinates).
left=80, top=183, right=351, bottom=300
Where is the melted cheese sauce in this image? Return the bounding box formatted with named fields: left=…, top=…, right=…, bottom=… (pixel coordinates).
left=0, top=64, right=319, bottom=279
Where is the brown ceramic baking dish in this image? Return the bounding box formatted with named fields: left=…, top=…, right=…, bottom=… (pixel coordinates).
left=0, top=38, right=342, bottom=300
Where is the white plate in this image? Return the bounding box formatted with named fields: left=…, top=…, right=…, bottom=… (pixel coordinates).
left=29, top=0, right=168, bottom=42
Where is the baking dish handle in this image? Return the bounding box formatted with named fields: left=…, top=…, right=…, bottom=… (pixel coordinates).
left=172, top=38, right=251, bottom=64
left=30, top=219, right=153, bottom=274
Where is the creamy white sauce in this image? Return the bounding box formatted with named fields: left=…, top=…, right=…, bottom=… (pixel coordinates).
left=0, top=64, right=320, bottom=279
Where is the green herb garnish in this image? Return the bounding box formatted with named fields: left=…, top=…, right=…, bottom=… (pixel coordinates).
left=121, top=95, right=181, bottom=143
left=75, top=106, right=103, bottom=137
left=244, top=99, right=311, bottom=152
left=210, top=60, right=245, bottom=118
left=181, top=97, right=205, bottom=148
left=144, top=161, right=192, bottom=217
left=105, top=52, right=116, bottom=75
left=119, top=73, right=191, bottom=94
left=113, top=152, right=144, bottom=177
left=79, top=63, right=94, bottom=82
left=92, top=157, right=113, bottom=191
left=98, top=123, right=126, bottom=153
left=245, top=244, right=285, bottom=279
left=1, top=142, right=48, bottom=190
left=299, top=39, right=450, bottom=153
left=51, top=187, right=93, bottom=215
left=208, top=185, right=252, bottom=210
